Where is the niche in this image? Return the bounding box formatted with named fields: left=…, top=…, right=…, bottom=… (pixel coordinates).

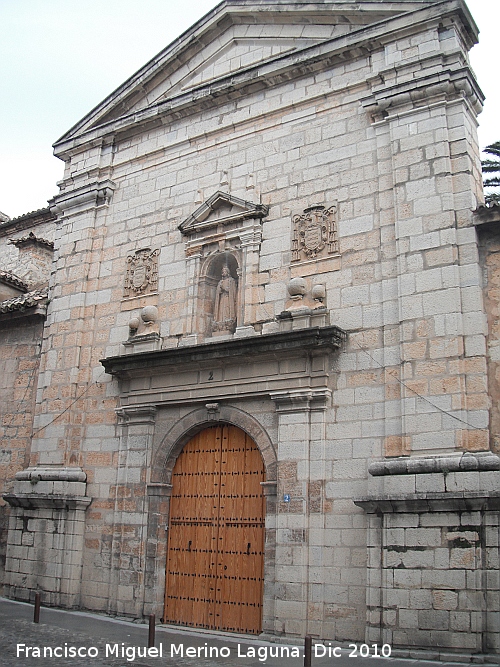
left=199, top=252, right=240, bottom=337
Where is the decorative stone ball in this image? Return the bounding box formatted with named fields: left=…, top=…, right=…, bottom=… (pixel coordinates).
left=141, top=306, right=158, bottom=323
left=287, top=277, right=307, bottom=298
left=311, top=284, right=326, bottom=301
left=128, top=317, right=141, bottom=331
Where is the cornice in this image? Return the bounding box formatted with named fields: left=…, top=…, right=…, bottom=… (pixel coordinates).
left=101, top=325, right=346, bottom=379
left=369, top=452, right=500, bottom=476
left=361, top=64, right=483, bottom=122
left=354, top=491, right=500, bottom=514
left=270, top=388, right=332, bottom=412
left=53, top=1, right=475, bottom=158
left=49, top=179, right=116, bottom=218
left=3, top=493, right=92, bottom=511
left=15, top=467, right=87, bottom=482
left=179, top=191, right=269, bottom=235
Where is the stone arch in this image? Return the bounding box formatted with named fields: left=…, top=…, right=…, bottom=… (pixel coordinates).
left=151, top=404, right=277, bottom=485
left=148, top=405, right=278, bottom=633
left=200, top=249, right=241, bottom=282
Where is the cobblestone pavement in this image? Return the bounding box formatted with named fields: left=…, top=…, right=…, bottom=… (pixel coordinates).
left=0, top=597, right=486, bottom=667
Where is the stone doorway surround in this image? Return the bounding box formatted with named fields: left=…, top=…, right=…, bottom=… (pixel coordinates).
left=101, top=325, right=346, bottom=631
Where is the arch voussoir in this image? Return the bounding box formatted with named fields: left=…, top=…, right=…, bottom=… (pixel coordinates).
left=152, top=404, right=277, bottom=485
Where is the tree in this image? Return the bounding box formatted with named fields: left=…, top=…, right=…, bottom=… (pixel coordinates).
left=482, top=140, right=500, bottom=204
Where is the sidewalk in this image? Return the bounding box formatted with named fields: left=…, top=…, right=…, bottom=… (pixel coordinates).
left=0, top=596, right=480, bottom=667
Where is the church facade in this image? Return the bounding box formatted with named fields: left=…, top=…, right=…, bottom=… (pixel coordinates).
left=1, top=0, right=500, bottom=657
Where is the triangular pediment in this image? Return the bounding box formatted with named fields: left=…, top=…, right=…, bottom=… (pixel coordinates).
left=162, top=35, right=321, bottom=101
left=54, top=0, right=465, bottom=154
left=179, top=191, right=268, bottom=235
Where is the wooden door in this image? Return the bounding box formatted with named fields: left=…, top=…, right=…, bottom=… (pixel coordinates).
left=164, top=424, right=265, bottom=634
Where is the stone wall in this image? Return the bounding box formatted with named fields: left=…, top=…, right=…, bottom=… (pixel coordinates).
left=0, top=316, right=43, bottom=593
left=477, top=217, right=500, bottom=454
left=4, top=469, right=91, bottom=608
left=357, top=460, right=500, bottom=655
left=0, top=210, right=56, bottom=284
left=1, top=0, right=498, bottom=656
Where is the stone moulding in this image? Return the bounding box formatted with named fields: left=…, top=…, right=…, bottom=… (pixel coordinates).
left=116, top=405, right=158, bottom=424
left=146, top=483, right=173, bottom=498
left=354, top=491, right=500, bottom=514
left=369, top=451, right=500, bottom=476
left=361, top=66, right=484, bottom=122
left=49, top=179, right=116, bottom=217
left=152, top=403, right=278, bottom=485
left=53, top=0, right=478, bottom=156
left=3, top=493, right=92, bottom=511
left=260, top=481, right=277, bottom=497
left=122, top=332, right=162, bottom=349
left=100, top=325, right=347, bottom=378
left=15, top=467, right=87, bottom=482
left=3, top=466, right=91, bottom=510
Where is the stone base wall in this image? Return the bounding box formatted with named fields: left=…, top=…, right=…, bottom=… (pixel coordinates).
left=3, top=470, right=91, bottom=608
left=357, top=467, right=500, bottom=655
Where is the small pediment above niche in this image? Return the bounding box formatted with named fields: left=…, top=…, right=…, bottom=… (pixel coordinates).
left=179, top=190, right=269, bottom=257
left=180, top=191, right=268, bottom=236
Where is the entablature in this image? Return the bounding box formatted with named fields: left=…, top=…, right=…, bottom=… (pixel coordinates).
left=53, top=1, right=477, bottom=158
left=101, top=325, right=346, bottom=407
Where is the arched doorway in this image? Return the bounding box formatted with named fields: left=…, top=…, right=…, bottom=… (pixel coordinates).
left=164, top=424, right=265, bottom=634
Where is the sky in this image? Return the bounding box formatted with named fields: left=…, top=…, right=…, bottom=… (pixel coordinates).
left=0, top=0, right=498, bottom=219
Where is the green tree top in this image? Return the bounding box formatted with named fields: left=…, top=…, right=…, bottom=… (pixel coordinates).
left=482, top=141, right=500, bottom=204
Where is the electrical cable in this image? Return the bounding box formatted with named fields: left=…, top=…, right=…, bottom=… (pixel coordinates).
left=352, top=340, right=484, bottom=431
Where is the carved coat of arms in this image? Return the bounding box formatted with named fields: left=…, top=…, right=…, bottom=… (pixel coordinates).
left=124, top=248, right=159, bottom=297
left=292, top=205, right=338, bottom=262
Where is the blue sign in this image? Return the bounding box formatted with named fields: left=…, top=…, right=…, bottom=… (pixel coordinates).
left=283, top=494, right=290, bottom=503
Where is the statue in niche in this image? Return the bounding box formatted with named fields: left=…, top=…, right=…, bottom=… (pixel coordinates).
left=212, top=266, right=237, bottom=334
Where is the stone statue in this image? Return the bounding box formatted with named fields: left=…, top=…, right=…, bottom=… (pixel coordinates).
left=213, top=266, right=237, bottom=333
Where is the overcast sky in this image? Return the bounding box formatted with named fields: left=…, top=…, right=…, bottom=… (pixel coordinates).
left=0, top=0, right=497, bottom=219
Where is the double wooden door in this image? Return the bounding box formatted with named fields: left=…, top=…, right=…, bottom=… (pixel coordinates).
left=164, top=425, right=265, bottom=634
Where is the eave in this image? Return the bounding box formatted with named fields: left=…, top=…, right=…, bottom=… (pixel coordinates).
left=473, top=202, right=500, bottom=227
left=0, top=208, right=56, bottom=239
left=0, top=288, right=49, bottom=321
